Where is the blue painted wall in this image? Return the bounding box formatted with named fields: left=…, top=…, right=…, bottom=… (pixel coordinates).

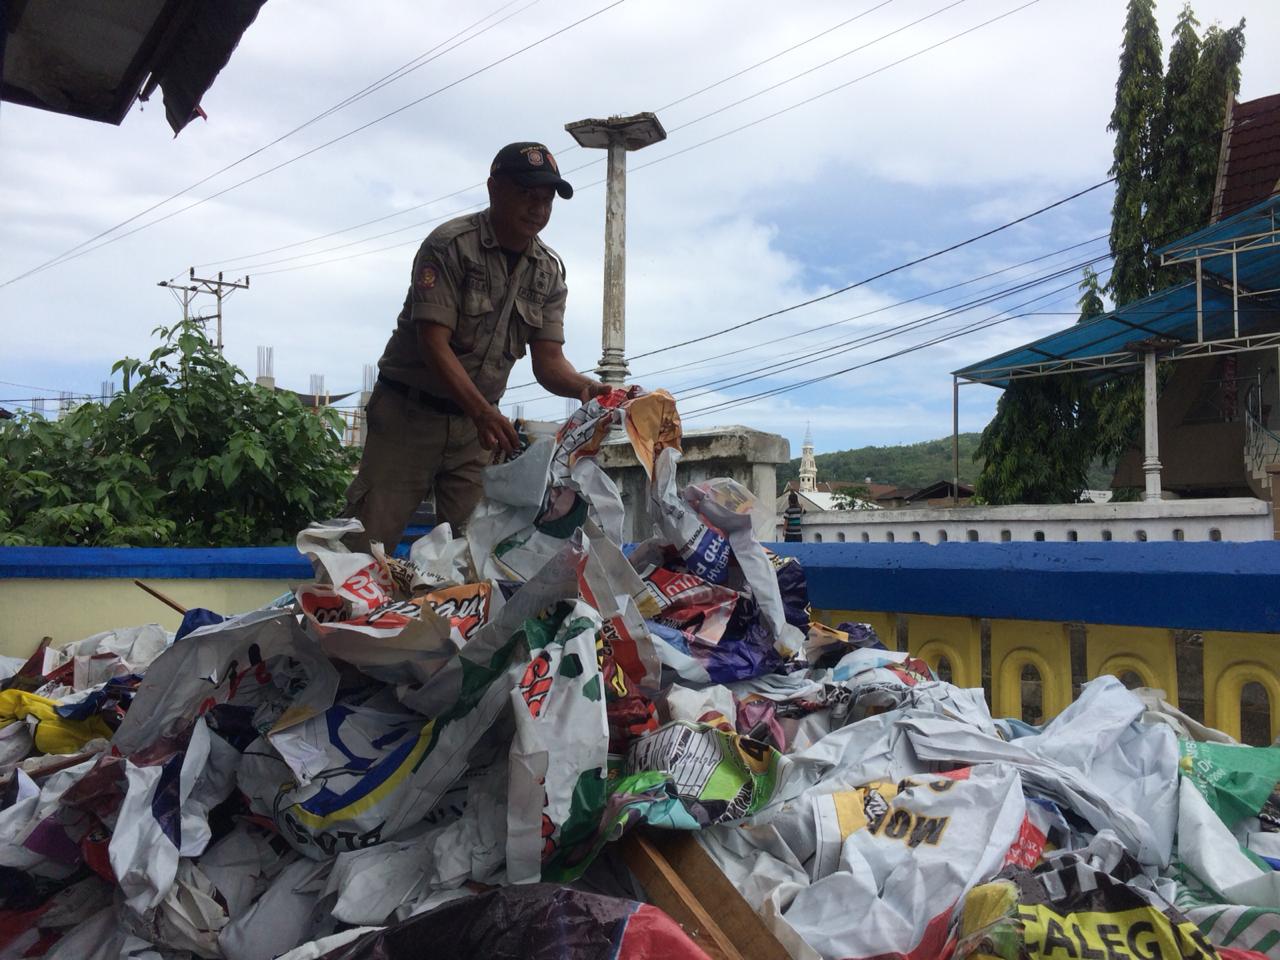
left=771, top=541, right=1280, bottom=633
left=3, top=540, right=1279, bottom=633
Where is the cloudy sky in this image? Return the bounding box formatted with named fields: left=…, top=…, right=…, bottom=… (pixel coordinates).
left=2, top=0, right=1278, bottom=462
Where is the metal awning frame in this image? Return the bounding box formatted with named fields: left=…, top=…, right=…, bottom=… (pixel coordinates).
left=949, top=195, right=1280, bottom=505
left=958, top=330, right=1280, bottom=385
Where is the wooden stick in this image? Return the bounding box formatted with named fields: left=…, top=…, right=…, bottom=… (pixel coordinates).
left=133, top=579, right=188, bottom=615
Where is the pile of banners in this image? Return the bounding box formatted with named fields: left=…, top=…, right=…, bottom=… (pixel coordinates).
left=3, top=387, right=1280, bottom=960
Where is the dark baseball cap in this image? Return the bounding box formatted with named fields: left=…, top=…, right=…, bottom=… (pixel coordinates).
left=490, top=142, right=573, bottom=199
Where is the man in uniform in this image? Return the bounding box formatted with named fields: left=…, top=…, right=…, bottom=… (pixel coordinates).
left=344, top=142, right=610, bottom=551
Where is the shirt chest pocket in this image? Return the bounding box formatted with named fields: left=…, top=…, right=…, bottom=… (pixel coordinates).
left=453, top=266, right=493, bottom=355
left=507, top=297, right=543, bottom=361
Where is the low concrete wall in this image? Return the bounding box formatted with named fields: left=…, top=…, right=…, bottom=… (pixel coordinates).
left=0, top=579, right=295, bottom=656
left=0, top=546, right=310, bottom=657
left=778, top=497, right=1272, bottom=544
left=601, top=425, right=789, bottom=542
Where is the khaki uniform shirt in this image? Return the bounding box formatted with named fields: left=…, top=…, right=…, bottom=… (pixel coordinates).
left=376, top=211, right=567, bottom=404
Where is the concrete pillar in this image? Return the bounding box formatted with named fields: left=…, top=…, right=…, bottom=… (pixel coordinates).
left=565, top=113, right=666, bottom=389
left=598, top=139, right=628, bottom=387
left=1142, top=350, right=1163, bottom=502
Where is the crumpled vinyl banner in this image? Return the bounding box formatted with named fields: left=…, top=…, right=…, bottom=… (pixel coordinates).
left=0, top=874, right=112, bottom=958
left=1179, top=739, right=1280, bottom=831
left=405, top=522, right=471, bottom=590
left=621, top=388, right=682, bottom=480
left=217, top=855, right=333, bottom=960
left=297, top=585, right=456, bottom=686
left=648, top=448, right=803, bottom=660
left=649, top=447, right=734, bottom=585
left=0, top=756, right=98, bottom=878
left=263, top=537, right=603, bottom=860
left=641, top=566, right=738, bottom=644
left=772, top=764, right=1026, bottom=960
left=41, top=625, right=170, bottom=693
left=468, top=436, right=558, bottom=582
left=955, top=841, right=1228, bottom=960
left=577, top=524, right=660, bottom=692
left=621, top=719, right=784, bottom=827
left=902, top=677, right=1178, bottom=868
left=506, top=600, right=608, bottom=884
left=108, top=719, right=214, bottom=914
left=0, top=689, right=113, bottom=755
left=297, top=519, right=397, bottom=611
left=111, top=609, right=339, bottom=786
left=307, top=883, right=710, bottom=960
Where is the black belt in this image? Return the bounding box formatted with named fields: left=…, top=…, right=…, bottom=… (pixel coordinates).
left=376, top=374, right=466, bottom=416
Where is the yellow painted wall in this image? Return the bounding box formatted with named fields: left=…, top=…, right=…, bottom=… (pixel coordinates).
left=0, top=579, right=295, bottom=656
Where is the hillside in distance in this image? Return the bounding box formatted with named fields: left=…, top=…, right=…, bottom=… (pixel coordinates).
left=776, top=433, right=1115, bottom=495
left=776, top=434, right=984, bottom=494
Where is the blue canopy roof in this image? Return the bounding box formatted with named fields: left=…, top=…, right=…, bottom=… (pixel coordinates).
left=1157, top=193, right=1280, bottom=295
left=956, top=194, right=1280, bottom=387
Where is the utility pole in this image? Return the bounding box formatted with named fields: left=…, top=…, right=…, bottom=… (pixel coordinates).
left=158, top=269, right=249, bottom=352
left=565, top=112, right=666, bottom=387
left=156, top=277, right=199, bottom=323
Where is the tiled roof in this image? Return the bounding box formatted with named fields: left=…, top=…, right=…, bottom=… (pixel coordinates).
left=1214, top=93, right=1280, bottom=222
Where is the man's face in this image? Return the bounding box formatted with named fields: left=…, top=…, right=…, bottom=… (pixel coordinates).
left=488, top=176, right=555, bottom=247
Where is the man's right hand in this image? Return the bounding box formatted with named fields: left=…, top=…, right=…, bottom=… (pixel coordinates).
left=472, top=405, right=520, bottom=456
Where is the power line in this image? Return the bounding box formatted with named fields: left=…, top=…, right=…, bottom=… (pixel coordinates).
left=188, top=0, right=1000, bottom=277
left=202, top=0, right=906, bottom=272
left=0, top=0, right=626, bottom=290
left=673, top=252, right=1113, bottom=402
left=625, top=0, right=1042, bottom=187
left=0, top=378, right=89, bottom=394
left=656, top=0, right=900, bottom=112
left=509, top=240, right=1113, bottom=412
left=682, top=272, right=1106, bottom=420
left=214, top=0, right=1057, bottom=285
left=26, top=1, right=543, bottom=291
left=629, top=174, right=1111, bottom=364
left=664, top=0, right=969, bottom=137
left=502, top=233, right=1110, bottom=396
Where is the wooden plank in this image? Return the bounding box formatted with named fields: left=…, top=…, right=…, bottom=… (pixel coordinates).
left=647, top=831, right=791, bottom=960
left=621, top=831, right=743, bottom=960
left=621, top=829, right=790, bottom=960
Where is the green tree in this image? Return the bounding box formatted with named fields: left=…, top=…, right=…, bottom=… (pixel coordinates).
left=0, top=321, right=356, bottom=546
left=1185, top=20, right=1246, bottom=220
left=1108, top=0, right=1164, bottom=307
left=1151, top=4, right=1202, bottom=253
left=831, top=485, right=873, bottom=510
left=978, top=3, right=1247, bottom=505
left=1077, top=264, right=1107, bottom=321
left=974, top=270, right=1109, bottom=504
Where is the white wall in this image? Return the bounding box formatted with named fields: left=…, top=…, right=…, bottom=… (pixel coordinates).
left=777, top=498, right=1273, bottom=544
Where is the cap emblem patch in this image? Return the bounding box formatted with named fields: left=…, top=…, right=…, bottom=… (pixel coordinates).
left=527, top=149, right=544, bottom=166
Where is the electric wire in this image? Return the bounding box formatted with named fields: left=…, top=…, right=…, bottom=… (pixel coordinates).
left=0, top=0, right=626, bottom=289
left=36, top=0, right=544, bottom=289
left=191, top=0, right=1027, bottom=277
left=501, top=233, right=1111, bottom=397
left=507, top=241, right=1113, bottom=412
left=681, top=271, right=1110, bottom=420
